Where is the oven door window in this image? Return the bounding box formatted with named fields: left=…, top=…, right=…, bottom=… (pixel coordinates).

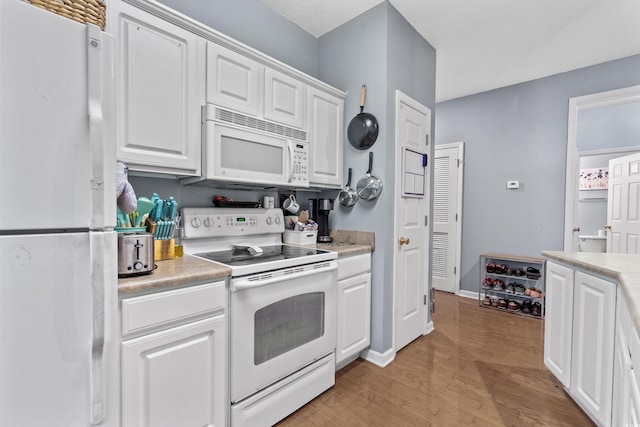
left=254, top=292, right=324, bottom=365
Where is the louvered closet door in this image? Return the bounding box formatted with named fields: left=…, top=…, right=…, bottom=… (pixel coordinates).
left=432, top=146, right=458, bottom=293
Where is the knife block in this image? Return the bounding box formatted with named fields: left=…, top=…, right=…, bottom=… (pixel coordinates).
left=154, top=238, right=175, bottom=261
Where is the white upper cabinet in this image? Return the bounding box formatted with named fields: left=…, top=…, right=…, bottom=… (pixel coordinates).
left=206, top=42, right=262, bottom=117
left=264, top=68, right=306, bottom=129
left=108, top=0, right=205, bottom=176
left=307, top=86, right=344, bottom=188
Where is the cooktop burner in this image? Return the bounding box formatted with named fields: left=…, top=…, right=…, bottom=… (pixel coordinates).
left=195, top=244, right=330, bottom=267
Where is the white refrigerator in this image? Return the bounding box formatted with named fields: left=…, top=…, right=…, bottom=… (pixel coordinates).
left=0, top=1, right=118, bottom=425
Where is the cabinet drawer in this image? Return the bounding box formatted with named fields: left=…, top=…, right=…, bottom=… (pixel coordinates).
left=338, top=253, right=371, bottom=281
left=122, top=281, right=225, bottom=336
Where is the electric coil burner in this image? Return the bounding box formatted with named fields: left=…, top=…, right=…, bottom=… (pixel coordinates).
left=181, top=207, right=338, bottom=427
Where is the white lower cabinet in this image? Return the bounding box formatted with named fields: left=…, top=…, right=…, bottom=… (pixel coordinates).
left=544, top=261, right=616, bottom=427
left=336, top=253, right=371, bottom=368
left=613, top=287, right=640, bottom=427
left=120, top=281, right=227, bottom=427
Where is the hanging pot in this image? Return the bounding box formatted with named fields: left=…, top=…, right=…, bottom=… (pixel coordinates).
left=347, top=85, right=379, bottom=150
left=338, top=168, right=358, bottom=207
left=356, top=152, right=383, bottom=200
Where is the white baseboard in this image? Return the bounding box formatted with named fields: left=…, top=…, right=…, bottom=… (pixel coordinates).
left=424, top=320, right=435, bottom=335
left=360, top=347, right=395, bottom=368
left=457, top=289, right=479, bottom=300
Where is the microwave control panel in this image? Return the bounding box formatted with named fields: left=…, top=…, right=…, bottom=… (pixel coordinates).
left=290, top=142, right=309, bottom=187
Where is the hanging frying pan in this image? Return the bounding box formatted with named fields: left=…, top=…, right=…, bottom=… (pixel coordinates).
left=356, top=152, right=383, bottom=200
left=348, top=85, right=379, bottom=150
left=338, top=168, right=358, bottom=207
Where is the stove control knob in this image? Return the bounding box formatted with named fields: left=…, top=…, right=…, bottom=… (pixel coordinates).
left=203, top=217, right=212, bottom=228
left=266, top=216, right=272, bottom=225
left=274, top=216, right=281, bottom=225
left=191, top=217, right=201, bottom=228
left=133, top=261, right=144, bottom=271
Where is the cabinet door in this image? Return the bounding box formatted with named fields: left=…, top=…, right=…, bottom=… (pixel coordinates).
left=544, top=261, right=574, bottom=388
left=307, top=86, right=343, bottom=188
left=626, top=370, right=640, bottom=427
left=108, top=0, right=204, bottom=175
left=336, top=273, right=371, bottom=365
left=571, top=271, right=616, bottom=427
left=206, top=42, right=262, bottom=116
left=121, top=316, right=227, bottom=427
left=264, top=68, right=306, bottom=129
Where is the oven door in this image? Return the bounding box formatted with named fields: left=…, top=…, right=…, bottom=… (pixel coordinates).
left=229, top=260, right=337, bottom=403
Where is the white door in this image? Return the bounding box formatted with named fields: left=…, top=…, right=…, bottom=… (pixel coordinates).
left=432, top=143, right=464, bottom=293
left=394, top=91, right=431, bottom=352
left=121, top=316, right=226, bottom=427
left=571, top=271, right=616, bottom=427
left=543, top=261, right=575, bottom=388
left=607, top=152, right=640, bottom=253
left=108, top=0, right=204, bottom=176
left=307, top=86, right=344, bottom=188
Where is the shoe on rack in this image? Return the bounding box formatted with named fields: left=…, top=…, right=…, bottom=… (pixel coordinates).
left=482, top=278, right=494, bottom=289
left=521, top=300, right=533, bottom=314
left=531, top=302, right=542, bottom=317
left=497, top=298, right=508, bottom=309
left=505, top=283, right=515, bottom=294
left=492, top=278, right=505, bottom=291
left=514, top=284, right=525, bottom=295
left=507, top=301, right=521, bottom=311
left=483, top=296, right=492, bottom=305
left=486, top=263, right=496, bottom=273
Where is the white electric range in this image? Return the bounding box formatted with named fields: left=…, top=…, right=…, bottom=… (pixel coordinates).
left=182, top=207, right=338, bottom=427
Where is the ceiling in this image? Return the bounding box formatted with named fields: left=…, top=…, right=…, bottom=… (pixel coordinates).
left=259, top=0, right=640, bottom=102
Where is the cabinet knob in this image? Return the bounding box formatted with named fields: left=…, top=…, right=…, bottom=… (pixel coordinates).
left=399, top=237, right=410, bottom=245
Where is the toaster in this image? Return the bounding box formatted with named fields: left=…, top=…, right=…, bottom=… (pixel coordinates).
left=117, top=232, right=155, bottom=277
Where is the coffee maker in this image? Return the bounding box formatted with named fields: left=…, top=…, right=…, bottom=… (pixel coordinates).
left=309, top=198, right=334, bottom=243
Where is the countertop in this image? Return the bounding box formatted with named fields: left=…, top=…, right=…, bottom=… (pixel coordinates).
left=118, top=254, right=230, bottom=296
left=542, top=251, right=640, bottom=329
left=118, top=242, right=373, bottom=296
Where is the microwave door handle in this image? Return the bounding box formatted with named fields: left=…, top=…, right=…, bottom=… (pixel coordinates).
left=287, top=141, right=294, bottom=183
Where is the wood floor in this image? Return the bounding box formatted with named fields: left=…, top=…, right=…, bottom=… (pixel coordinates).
left=277, top=290, right=594, bottom=426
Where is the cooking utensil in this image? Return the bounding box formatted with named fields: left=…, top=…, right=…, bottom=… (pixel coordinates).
left=338, top=168, right=358, bottom=207
left=356, top=152, right=383, bottom=200
left=135, top=197, right=155, bottom=227
left=347, top=85, right=379, bottom=150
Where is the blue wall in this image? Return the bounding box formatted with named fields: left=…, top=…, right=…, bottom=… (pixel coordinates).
left=435, top=54, right=640, bottom=293
left=316, top=3, right=436, bottom=352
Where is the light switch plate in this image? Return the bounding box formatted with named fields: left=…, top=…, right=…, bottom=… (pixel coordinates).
left=507, top=180, right=520, bottom=189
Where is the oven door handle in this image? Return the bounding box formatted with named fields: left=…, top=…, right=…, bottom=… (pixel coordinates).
left=232, top=261, right=337, bottom=291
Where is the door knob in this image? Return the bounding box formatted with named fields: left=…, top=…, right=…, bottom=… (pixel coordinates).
left=604, top=225, right=612, bottom=230
left=572, top=227, right=580, bottom=232
left=399, top=237, right=410, bottom=245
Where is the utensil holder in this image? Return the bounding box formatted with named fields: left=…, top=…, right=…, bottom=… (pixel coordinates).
left=154, top=238, right=175, bottom=261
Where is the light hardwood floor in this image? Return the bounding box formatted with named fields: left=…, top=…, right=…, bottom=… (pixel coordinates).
left=277, top=290, right=594, bottom=426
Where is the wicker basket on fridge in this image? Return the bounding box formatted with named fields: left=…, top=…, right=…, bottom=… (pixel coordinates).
left=26, top=0, right=106, bottom=30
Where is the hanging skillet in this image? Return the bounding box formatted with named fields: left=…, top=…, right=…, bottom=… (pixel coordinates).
left=356, top=152, right=383, bottom=200
left=338, top=168, right=358, bottom=207
left=348, top=85, right=379, bottom=150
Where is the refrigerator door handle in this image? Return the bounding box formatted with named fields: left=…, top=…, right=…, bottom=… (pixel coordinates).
left=87, top=23, right=108, bottom=231
left=90, top=231, right=106, bottom=424
left=87, top=22, right=107, bottom=421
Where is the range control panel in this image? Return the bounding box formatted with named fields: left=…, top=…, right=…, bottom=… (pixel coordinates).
left=181, top=208, right=284, bottom=239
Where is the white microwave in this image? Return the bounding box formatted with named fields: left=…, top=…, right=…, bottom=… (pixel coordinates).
left=202, top=104, right=309, bottom=188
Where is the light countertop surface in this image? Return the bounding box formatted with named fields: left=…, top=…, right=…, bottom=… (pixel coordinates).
left=542, top=251, right=640, bottom=329
left=118, top=242, right=373, bottom=296
left=118, top=254, right=230, bottom=296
